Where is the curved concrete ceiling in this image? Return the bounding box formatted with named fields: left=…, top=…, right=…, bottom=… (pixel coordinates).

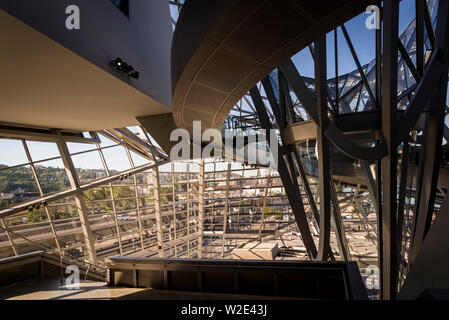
left=0, top=10, right=170, bottom=132
left=171, top=0, right=376, bottom=134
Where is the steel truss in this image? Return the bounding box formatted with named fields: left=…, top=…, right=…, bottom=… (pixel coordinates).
left=225, top=0, right=448, bottom=299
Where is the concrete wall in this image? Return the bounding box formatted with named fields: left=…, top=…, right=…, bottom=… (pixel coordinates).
left=0, top=0, right=173, bottom=109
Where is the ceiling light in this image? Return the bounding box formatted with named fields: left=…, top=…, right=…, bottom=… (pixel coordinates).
left=111, top=58, right=139, bottom=80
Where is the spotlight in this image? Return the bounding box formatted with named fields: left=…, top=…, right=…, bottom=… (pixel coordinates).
left=111, top=58, right=139, bottom=80
left=111, top=58, right=123, bottom=68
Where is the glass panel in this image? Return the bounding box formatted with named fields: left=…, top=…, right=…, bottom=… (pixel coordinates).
left=72, top=150, right=104, bottom=170
left=23, top=207, right=49, bottom=223
left=158, top=162, right=171, bottom=172
left=48, top=204, right=78, bottom=222
left=136, top=171, right=152, bottom=185
left=126, top=126, right=140, bottom=134
left=112, top=185, right=135, bottom=199
left=26, top=141, right=60, bottom=162
left=0, top=165, right=40, bottom=209
left=93, top=227, right=118, bottom=247
left=99, top=134, right=118, bottom=148
left=35, top=159, right=71, bottom=194
left=4, top=211, right=28, bottom=226
left=0, top=139, right=28, bottom=167
left=101, top=146, right=132, bottom=172
left=67, top=142, right=97, bottom=154
left=205, top=162, right=214, bottom=172
left=71, top=150, right=106, bottom=184
left=59, top=233, right=85, bottom=259
left=130, top=151, right=150, bottom=167
left=15, top=237, right=58, bottom=256
left=83, top=187, right=111, bottom=201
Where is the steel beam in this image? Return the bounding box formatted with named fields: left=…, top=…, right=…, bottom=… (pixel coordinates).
left=341, top=25, right=377, bottom=108
left=416, top=0, right=425, bottom=76
left=380, top=0, right=399, bottom=300
left=361, top=160, right=379, bottom=217
left=0, top=123, right=100, bottom=144
left=96, top=145, right=124, bottom=255
left=171, top=162, right=177, bottom=256
left=314, top=36, right=332, bottom=261
left=407, top=0, right=449, bottom=269
left=152, top=167, right=164, bottom=257
left=423, top=0, right=435, bottom=48
left=22, top=140, right=62, bottom=254
left=280, top=59, right=387, bottom=161
left=398, top=39, right=421, bottom=82
left=262, top=77, right=282, bottom=127
left=330, top=178, right=351, bottom=261
left=334, top=29, right=339, bottom=113
left=197, top=158, right=205, bottom=258
left=250, top=86, right=317, bottom=259
left=397, top=139, right=410, bottom=256
left=109, top=183, right=124, bottom=256
left=126, top=147, right=146, bottom=251
left=221, top=163, right=231, bottom=257
left=292, top=147, right=320, bottom=224
left=0, top=218, right=18, bottom=256
left=258, top=175, right=272, bottom=241
left=279, top=71, right=296, bottom=126
left=57, top=139, right=98, bottom=264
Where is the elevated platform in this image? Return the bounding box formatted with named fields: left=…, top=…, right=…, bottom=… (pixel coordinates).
left=105, top=256, right=368, bottom=300
left=0, top=252, right=367, bottom=300
left=0, top=251, right=105, bottom=288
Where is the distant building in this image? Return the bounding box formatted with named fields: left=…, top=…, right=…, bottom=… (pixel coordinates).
left=0, top=193, right=14, bottom=201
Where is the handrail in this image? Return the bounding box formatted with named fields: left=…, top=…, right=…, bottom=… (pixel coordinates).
left=0, top=224, right=106, bottom=274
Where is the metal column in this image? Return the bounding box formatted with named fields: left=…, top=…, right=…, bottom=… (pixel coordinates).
left=57, top=138, right=98, bottom=264
left=250, top=86, right=317, bottom=259
left=380, top=0, right=399, bottom=300
left=197, top=158, right=205, bottom=258
left=152, top=167, right=164, bottom=257
left=221, top=162, right=231, bottom=257
left=314, top=36, right=332, bottom=261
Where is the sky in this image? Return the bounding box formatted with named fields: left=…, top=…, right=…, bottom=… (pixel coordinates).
left=0, top=136, right=142, bottom=172
left=0, top=0, right=417, bottom=173
left=292, top=0, right=415, bottom=78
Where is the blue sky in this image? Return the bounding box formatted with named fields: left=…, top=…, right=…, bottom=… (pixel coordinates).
left=0, top=0, right=417, bottom=172
left=292, top=0, right=415, bottom=78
